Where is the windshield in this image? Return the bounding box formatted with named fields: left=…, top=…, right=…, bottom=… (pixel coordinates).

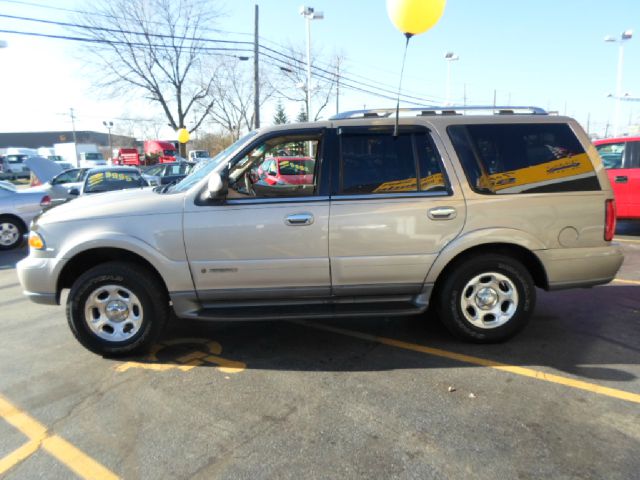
left=6, top=155, right=28, bottom=164
left=170, top=131, right=258, bottom=193
left=85, top=153, right=104, bottom=161
left=85, top=170, right=145, bottom=193
left=163, top=150, right=177, bottom=156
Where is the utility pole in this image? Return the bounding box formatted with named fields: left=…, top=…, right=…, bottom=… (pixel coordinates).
left=70, top=107, right=78, bottom=166
left=335, top=58, right=340, bottom=115
left=253, top=4, right=260, bottom=129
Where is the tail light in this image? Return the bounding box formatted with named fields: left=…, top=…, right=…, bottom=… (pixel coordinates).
left=40, top=195, right=51, bottom=207
left=604, top=199, right=616, bottom=241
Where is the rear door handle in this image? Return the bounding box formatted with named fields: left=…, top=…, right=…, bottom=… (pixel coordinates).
left=285, top=213, right=314, bottom=226
left=615, top=176, right=628, bottom=183
left=428, top=207, right=457, bottom=220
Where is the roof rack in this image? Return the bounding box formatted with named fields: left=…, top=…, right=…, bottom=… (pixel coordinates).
left=329, top=106, right=548, bottom=120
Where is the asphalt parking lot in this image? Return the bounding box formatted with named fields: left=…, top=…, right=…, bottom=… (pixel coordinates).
left=1, top=222, right=639, bottom=479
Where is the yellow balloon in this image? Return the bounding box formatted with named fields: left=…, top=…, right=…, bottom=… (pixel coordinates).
left=177, top=127, right=190, bottom=144
left=386, top=0, right=447, bottom=36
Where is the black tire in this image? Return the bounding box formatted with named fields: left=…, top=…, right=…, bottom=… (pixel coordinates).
left=435, top=254, right=536, bottom=343
left=66, top=261, right=169, bottom=357
left=0, top=215, right=25, bottom=250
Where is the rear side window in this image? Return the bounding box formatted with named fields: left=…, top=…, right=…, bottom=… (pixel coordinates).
left=596, top=142, right=624, bottom=169
left=339, top=131, right=447, bottom=195
left=448, top=123, right=600, bottom=194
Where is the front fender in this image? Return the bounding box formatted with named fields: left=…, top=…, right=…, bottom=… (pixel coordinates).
left=55, top=230, right=193, bottom=293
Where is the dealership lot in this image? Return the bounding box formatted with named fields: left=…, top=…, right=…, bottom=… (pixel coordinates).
left=0, top=223, right=639, bottom=479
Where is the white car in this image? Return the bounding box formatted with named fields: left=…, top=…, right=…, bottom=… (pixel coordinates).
left=79, top=152, right=107, bottom=168
left=0, top=181, right=50, bottom=249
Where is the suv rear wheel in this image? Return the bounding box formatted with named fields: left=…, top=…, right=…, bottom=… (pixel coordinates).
left=436, top=254, right=536, bottom=342
left=66, top=261, right=169, bottom=356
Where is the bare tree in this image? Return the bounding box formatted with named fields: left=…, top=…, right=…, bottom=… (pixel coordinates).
left=202, top=58, right=274, bottom=139
left=276, top=43, right=342, bottom=121
left=73, top=0, right=225, bottom=138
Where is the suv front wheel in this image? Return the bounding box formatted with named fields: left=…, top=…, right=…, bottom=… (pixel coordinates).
left=436, top=254, right=536, bottom=342
left=66, top=261, right=169, bottom=356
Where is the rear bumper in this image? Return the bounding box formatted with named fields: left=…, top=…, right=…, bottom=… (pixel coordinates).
left=536, top=245, right=624, bottom=290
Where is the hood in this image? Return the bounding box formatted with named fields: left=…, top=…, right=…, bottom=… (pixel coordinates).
left=25, top=156, right=64, bottom=183
left=37, top=187, right=185, bottom=225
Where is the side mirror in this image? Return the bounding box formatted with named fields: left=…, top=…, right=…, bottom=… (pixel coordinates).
left=68, top=187, right=80, bottom=196
left=207, top=170, right=228, bottom=201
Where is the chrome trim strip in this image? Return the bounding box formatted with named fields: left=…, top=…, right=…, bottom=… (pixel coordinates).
left=331, top=191, right=450, bottom=201
left=226, top=196, right=330, bottom=205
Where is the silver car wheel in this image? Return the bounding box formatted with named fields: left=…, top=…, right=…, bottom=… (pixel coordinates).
left=84, top=285, right=144, bottom=342
left=460, top=272, right=519, bottom=329
left=0, top=221, right=20, bottom=247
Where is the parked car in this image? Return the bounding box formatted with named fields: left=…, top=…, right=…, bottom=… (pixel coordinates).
left=79, top=152, right=107, bottom=168
left=142, top=161, right=194, bottom=186
left=0, top=181, right=50, bottom=249
left=0, top=154, right=31, bottom=180
left=17, top=106, right=623, bottom=356
left=68, top=166, right=149, bottom=196
left=25, top=157, right=90, bottom=202
left=188, top=150, right=210, bottom=161
left=253, top=156, right=315, bottom=186
left=594, top=136, right=640, bottom=219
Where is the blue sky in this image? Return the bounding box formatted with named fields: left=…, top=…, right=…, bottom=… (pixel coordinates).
left=0, top=0, right=639, bottom=138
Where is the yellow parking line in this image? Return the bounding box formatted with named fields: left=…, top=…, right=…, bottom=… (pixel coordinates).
left=614, top=278, right=640, bottom=285
left=0, top=393, right=119, bottom=479
left=0, top=440, right=40, bottom=475
left=300, top=322, right=640, bottom=405
left=615, top=237, right=640, bottom=244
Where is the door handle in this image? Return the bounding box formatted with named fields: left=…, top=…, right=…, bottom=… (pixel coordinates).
left=615, top=176, right=628, bottom=183
left=285, top=213, right=314, bottom=226
left=428, top=207, right=457, bottom=220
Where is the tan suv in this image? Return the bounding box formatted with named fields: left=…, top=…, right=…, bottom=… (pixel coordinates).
left=17, top=106, right=624, bottom=356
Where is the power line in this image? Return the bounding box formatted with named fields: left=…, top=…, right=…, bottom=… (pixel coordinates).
left=1, top=4, right=444, bottom=103
left=0, top=8, right=442, bottom=106
left=0, top=28, right=254, bottom=55
left=0, top=12, right=254, bottom=47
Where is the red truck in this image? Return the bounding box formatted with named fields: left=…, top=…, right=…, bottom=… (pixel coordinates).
left=114, top=148, right=141, bottom=166
left=594, top=136, right=640, bottom=219
left=144, top=140, right=177, bottom=164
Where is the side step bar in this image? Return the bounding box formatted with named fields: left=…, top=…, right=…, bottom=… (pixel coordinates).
left=186, top=301, right=427, bottom=322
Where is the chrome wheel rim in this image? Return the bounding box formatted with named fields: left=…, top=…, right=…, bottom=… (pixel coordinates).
left=84, top=285, right=144, bottom=342
left=0, top=222, right=19, bottom=247
left=460, top=272, right=518, bottom=329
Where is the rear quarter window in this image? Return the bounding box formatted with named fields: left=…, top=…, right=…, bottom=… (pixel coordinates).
left=595, top=142, right=625, bottom=169
left=448, top=123, right=600, bottom=194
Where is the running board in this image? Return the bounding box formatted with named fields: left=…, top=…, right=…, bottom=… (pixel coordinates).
left=186, top=301, right=427, bottom=322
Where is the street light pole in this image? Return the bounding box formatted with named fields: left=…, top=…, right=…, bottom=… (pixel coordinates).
left=444, top=52, right=459, bottom=106
left=300, top=6, right=323, bottom=121
left=103, top=121, right=113, bottom=162
left=605, top=30, right=633, bottom=136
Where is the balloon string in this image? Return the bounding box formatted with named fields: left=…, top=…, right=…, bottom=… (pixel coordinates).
left=394, top=33, right=412, bottom=137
